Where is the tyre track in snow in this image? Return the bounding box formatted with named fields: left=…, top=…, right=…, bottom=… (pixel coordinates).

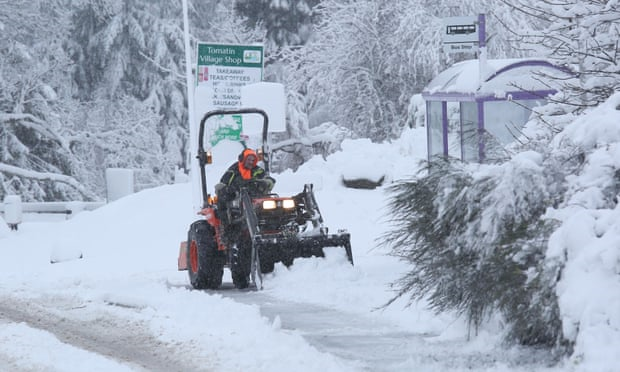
left=0, top=295, right=205, bottom=372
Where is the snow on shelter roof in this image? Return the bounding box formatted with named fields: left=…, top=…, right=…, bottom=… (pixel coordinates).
left=422, top=58, right=570, bottom=100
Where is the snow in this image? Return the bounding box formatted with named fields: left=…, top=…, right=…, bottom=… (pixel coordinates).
left=552, top=92, right=620, bottom=150
left=0, top=117, right=619, bottom=371
left=0, top=214, right=9, bottom=237
left=0, top=322, right=132, bottom=372
left=544, top=93, right=620, bottom=371
left=423, top=58, right=568, bottom=95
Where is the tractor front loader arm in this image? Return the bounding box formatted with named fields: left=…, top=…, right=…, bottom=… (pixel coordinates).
left=240, top=188, right=263, bottom=289
left=296, top=184, right=354, bottom=265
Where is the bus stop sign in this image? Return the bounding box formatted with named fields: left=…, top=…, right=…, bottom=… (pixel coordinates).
left=442, top=16, right=480, bottom=54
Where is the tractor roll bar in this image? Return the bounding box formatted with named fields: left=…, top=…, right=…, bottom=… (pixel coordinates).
left=197, top=108, right=270, bottom=207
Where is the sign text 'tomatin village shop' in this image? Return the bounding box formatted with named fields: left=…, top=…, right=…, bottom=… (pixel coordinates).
left=196, top=43, right=263, bottom=109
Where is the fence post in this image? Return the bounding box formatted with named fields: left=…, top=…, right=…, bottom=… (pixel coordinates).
left=3, top=195, right=22, bottom=231
left=105, top=168, right=135, bottom=202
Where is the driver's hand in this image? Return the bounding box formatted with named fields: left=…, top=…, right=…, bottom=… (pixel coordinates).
left=262, top=177, right=275, bottom=192
left=222, top=185, right=237, bottom=200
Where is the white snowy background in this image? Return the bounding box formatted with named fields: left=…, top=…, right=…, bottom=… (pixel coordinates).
left=2, top=93, right=620, bottom=371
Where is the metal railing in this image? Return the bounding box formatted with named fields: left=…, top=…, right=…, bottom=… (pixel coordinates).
left=0, top=201, right=104, bottom=217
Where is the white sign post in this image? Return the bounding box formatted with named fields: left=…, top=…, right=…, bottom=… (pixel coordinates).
left=182, top=0, right=195, bottom=175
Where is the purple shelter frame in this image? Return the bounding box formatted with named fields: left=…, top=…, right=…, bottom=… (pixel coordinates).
left=422, top=59, right=569, bottom=163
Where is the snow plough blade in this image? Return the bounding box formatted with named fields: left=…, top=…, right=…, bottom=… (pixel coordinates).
left=238, top=186, right=353, bottom=289
left=253, top=231, right=353, bottom=265
left=291, top=233, right=353, bottom=263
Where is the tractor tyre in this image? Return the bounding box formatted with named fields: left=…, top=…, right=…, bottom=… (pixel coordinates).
left=187, top=220, right=225, bottom=290
left=259, top=257, right=275, bottom=274
left=281, top=255, right=294, bottom=268
left=231, top=235, right=252, bottom=289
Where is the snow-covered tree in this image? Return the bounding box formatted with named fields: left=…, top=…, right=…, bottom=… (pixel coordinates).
left=234, top=0, right=319, bottom=48
left=281, top=0, right=404, bottom=142
left=56, top=95, right=164, bottom=195
left=69, top=0, right=269, bottom=179
left=1, top=0, right=271, bottom=200
left=500, top=0, right=620, bottom=108
left=282, top=0, right=533, bottom=143
left=68, top=0, right=189, bottom=184
left=0, top=0, right=96, bottom=200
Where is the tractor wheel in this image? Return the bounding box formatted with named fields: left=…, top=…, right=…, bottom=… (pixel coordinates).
left=259, top=257, right=274, bottom=274
left=230, top=235, right=252, bottom=289
left=281, top=255, right=294, bottom=268
left=187, top=220, right=225, bottom=289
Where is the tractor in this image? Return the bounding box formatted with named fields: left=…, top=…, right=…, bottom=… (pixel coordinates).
left=178, top=108, right=353, bottom=290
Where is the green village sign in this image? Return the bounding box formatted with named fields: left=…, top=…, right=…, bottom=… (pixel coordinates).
left=195, top=42, right=264, bottom=146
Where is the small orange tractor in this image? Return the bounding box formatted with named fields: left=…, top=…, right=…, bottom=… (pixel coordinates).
left=178, top=108, right=353, bottom=290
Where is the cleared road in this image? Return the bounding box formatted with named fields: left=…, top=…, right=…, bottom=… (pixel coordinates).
left=220, top=286, right=555, bottom=371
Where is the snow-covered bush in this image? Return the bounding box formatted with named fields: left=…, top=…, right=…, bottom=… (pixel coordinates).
left=383, top=154, right=567, bottom=350
left=386, top=93, right=620, bottom=366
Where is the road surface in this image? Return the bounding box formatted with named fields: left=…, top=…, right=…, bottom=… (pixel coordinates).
left=0, top=289, right=555, bottom=371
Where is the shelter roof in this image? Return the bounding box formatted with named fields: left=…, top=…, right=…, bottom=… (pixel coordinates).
left=422, top=58, right=571, bottom=100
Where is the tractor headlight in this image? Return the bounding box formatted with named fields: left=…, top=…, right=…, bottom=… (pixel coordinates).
left=282, top=199, right=295, bottom=209
left=262, top=200, right=277, bottom=210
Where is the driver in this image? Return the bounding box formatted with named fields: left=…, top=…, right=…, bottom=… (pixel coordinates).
left=219, top=148, right=275, bottom=197
left=217, top=149, right=275, bottom=226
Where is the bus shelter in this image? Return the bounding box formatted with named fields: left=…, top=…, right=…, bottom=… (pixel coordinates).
left=421, top=58, right=570, bottom=162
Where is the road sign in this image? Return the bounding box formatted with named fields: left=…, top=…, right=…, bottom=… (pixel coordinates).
left=208, top=114, right=242, bottom=147
left=196, top=42, right=264, bottom=109
left=193, top=42, right=264, bottom=148
left=442, top=16, right=479, bottom=54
